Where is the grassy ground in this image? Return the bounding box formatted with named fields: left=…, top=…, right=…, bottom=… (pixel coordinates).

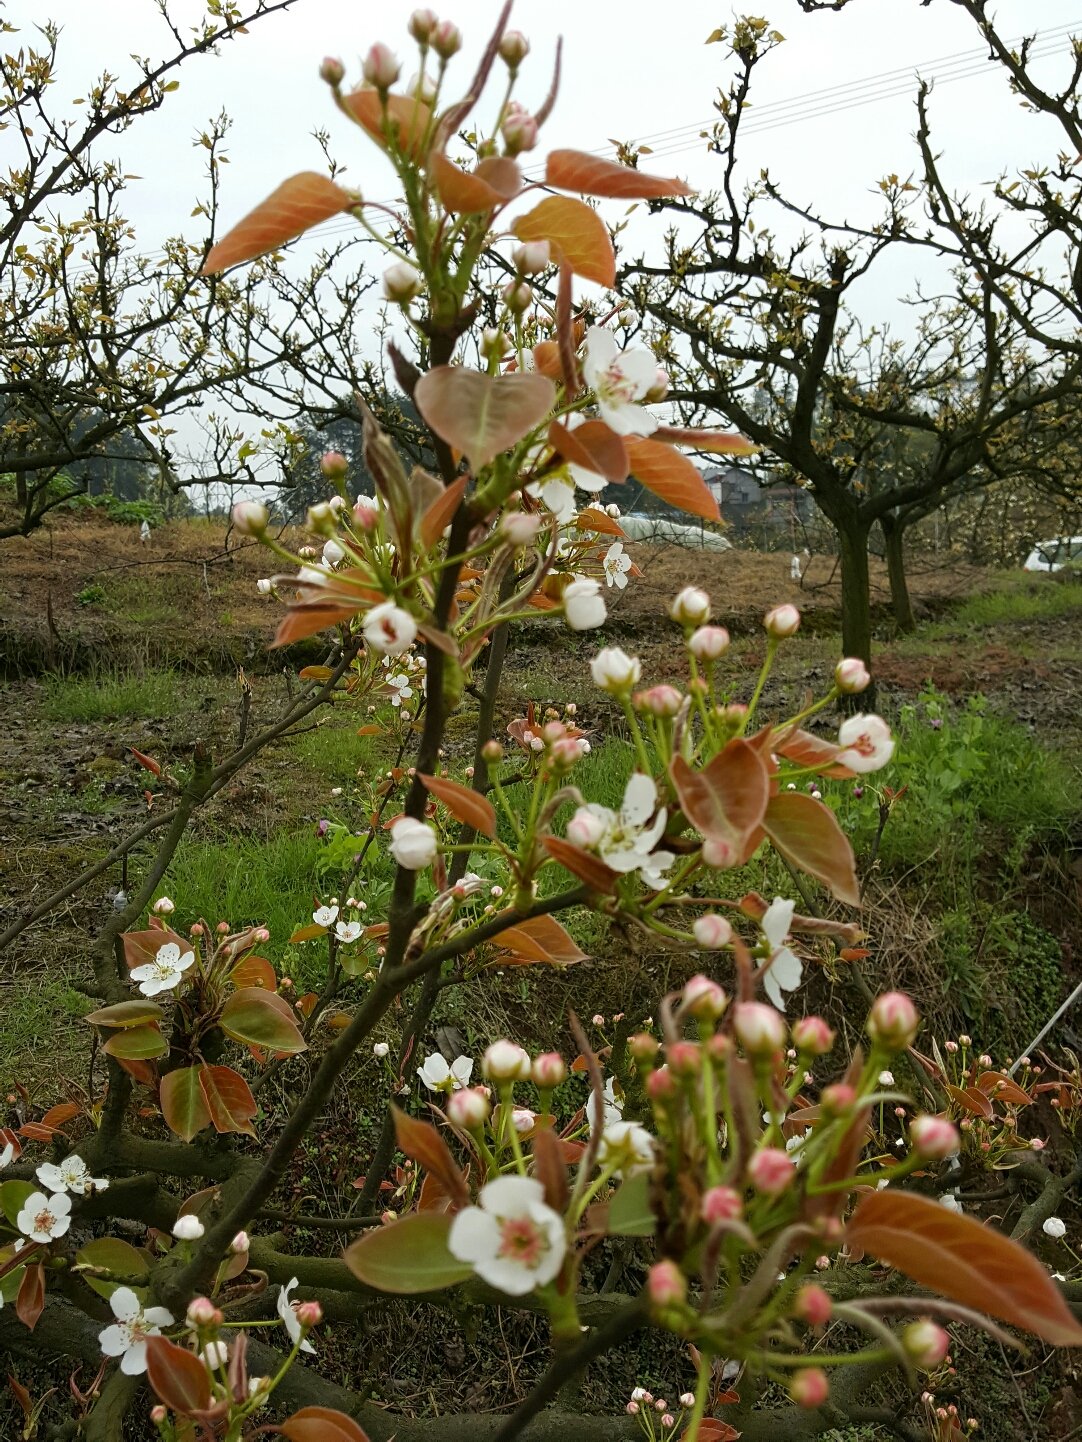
left=1, top=520, right=1081, bottom=1439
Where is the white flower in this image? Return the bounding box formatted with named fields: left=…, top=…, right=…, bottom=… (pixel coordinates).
left=939, top=1191, right=963, bottom=1212
left=0, top=1140, right=15, bottom=1169
left=483, top=1040, right=532, bottom=1081
left=586, top=1077, right=623, bottom=1132
left=598, top=1119, right=656, bottom=1175
left=602, top=542, right=632, bottom=590
left=277, top=1277, right=316, bottom=1355
left=759, top=897, right=802, bottom=1011
left=581, top=327, right=659, bottom=437
left=563, top=576, right=607, bottom=631
left=836, top=714, right=895, bottom=774
left=36, top=1154, right=108, bottom=1197
left=389, top=816, right=439, bottom=870
left=17, top=1190, right=72, bottom=1243
left=129, top=940, right=195, bottom=999
left=573, top=773, right=672, bottom=881
left=373, top=1042, right=390, bottom=1059
left=172, top=1214, right=205, bottom=1241
left=1043, top=1216, right=1067, bottom=1239
left=387, top=673, right=414, bottom=707
left=98, top=1287, right=175, bottom=1375
left=448, top=1176, right=566, bottom=1295
left=511, top=1107, right=536, bottom=1133
left=200, top=1341, right=230, bottom=1369
left=878, top=1071, right=895, bottom=1087
left=363, top=601, right=418, bottom=656
left=589, top=646, right=641, bottom=695
left=335, top=920, right=362, bottom=944
left=417, top=1053, right=474, bottom=1092
left=321, top=539, right=346, bottom=568
left=382, top=260, right=422, bottom=303
left=313, top=904, right=339, bottom=927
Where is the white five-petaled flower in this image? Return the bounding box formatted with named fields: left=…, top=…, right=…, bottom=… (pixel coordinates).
left=130, top=941, right=195, bottom=998
left=602, top=541, right=632, bottom=589
left=417, top=1053, right=474, bottom=1093
left=277, top=1277, right=316, bottom=1355
left=98, top=1286, right=175, bottom=1375
left=363, top=601, right=417, bottom=656
left=598, top=1119, right=656, bottom=1176
left=448, top=1176, right=566, bottom=1296
left=387, top=673, right=414, bottom=707
left=335, top=919, right=362, bottom=945
left=581, top=327, right=659, bottom=436
left=569, top=773, right=674, bottom=882
left=313, top=904, right=339, bottom=927
left=36, top=1153, right=108, bottom=1197
left=758, top=897, right=802, bottom=1011
left=835, top=713, right=895, bottom=774
left=17, top=1190, right=72, bottom=1243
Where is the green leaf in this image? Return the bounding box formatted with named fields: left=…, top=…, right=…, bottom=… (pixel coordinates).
left=75, top=1237, right=150, bottom=1299
left=102, top=1023, right=168, bottom=1060
left=160, top=1067, right=212, bottom=1142
left=344, top=1214, right=474, bottom=1294
left=85, top=1000, right=165, bottom=1029
left=0, top=1181, right=36, bottom=1230
left=219, top=988, right=307, bottom=1054
left=606, top=1173, right=656, bottom=1236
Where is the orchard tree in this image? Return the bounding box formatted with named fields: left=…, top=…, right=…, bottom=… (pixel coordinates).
left=1, top=11, right=1079, bottom=1442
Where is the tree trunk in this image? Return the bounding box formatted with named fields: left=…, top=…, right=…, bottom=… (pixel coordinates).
left=836, top=517, right=874, bottom=667
left=881, top=513, right=916, bottom=633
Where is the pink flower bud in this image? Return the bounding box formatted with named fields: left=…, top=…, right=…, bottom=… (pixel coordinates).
left=254, top=927, right=270, bottom=943
left=701, top=835, right=737, bottom=870
left=867, top=992, right=920, bottom=1051
left=661, top=1415, right=675, bottom=1429
left=646, top=1067, right=676, bottom=1102
left=216, top=920, right=230, bottom=935
left=748, top=1146, right=796, bottom=1195
left=408, top=8, right=438, bottom=42
left=835, top=657, right=871, bottom=694
left=319, top=56, right=345, bottom=86
left=190, top=922, right=204, bottom=936
left=512, top=240, right=551, bottom=274
left=629, top=1032, right=660, bottom=1062
left=633, top=684, right=683, bottom=718
left=790, top=1367, right=829, bottom=1409
left=532, top=1052, right=567, bottom=1087
left=150, top=1407, right=168, bottom=1425
left=482, top=1040, right=532, bottom=1081
left=231, top=500, right=269, bottom=536
left=669, top=586, right=711, bottom=626
left=821, top=1083, right=857, bottom=1114
left=502, top=279, right=533, bottom=311
left=765, top=603, right=801, bottom=638
left=502, top=109, right=538, bottom=154
left=363, top=42, right=401, bottom=89
left=152, top=896, right=175, bottom=915
left=567, top=808, right=606, bottom=849
left=682, top=972, right=729, bottom=1019
left=903, top=1319, right=951, bottom=1369
left=186, top=1296, right=221, bottom=1328
left=680, top=1393, right=696, bottom=1408
left=793, top=1283, right=833, bottom=1327
left=667, top=1040, right=701, bottom=1076
left=692, top=914, right=733, bottom=950
left=909, top=1115, right=960, bottom=1160
left=688, top=624, right=730, bottom=660
left=231, top=1230, right=250, bottom=1254
left=701, top=1185, right=743, bottom=1224
left=320, top=450, right=349, bottom=480
left=499, top=29, right=530, bottom=66
left=383, top=261, right=422, bottom=304
left=646, top=1259, right=687, bottom=1309
left=295, top=1300, right=323, bottom=1327
left=791, top=1016, right=835, bottom=1055
left=645, top=368, right=670, bottom=404
left=733, top=1001, right=787, bottom=1055
left=626, top=1401, right=640, bottom=1415
left=431, top=19, right=462, bottom=58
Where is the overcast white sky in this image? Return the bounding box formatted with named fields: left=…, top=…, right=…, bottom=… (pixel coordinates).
left=6, top=0, right=1081, bottom=474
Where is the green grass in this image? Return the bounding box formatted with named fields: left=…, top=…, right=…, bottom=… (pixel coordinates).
left=940, top=576, right=1082, bottom=630
left=292, top=720, right=381, bottom=779
left=39, top=667, right=186, bottom=722
left=0, top=977, right=93, bottom=1075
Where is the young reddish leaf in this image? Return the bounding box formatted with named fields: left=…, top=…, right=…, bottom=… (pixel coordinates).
left=121, top=928, right=190, bottom=972
left=228, top=954, right=277, bottom=991
left=36, top=1102, right=81, bottom=1133
left=575, top=506, right=627, bottom=538
left=15, top=1263, right=44, bottom=1331
left=976, top=1072, right=1033, bottom=1107
left=532, top=339, right=563, bottom=380
left=473, top=155, right=522, bottom=199
left=392, top=1107, right=469, bottom=1207
left=202, top=172, right=355, bottom=273
left=624, top=437, right=721, bottom=521
left=290, top=923, right=327, bottom=944
left=85, top=999, right=165, bottom=1029
left=772, top=727, right=856, bottom=780
left=670, top=740, right=770, bottom=849
left=847, top=1190, right=1082, bottom=1347
left=546, top=148, right=694, bottom=199
left=737, top=890, right=863, bottom=942
left=280, top=1406, right=371, bottom=1442
left=102, top=1024, right=168, bottom=1061
left=682, top=1421, right=742, bottom=1442
left=340, top=89, right=432, bottom=160
left=761, top=793, right=860, bottom=906
left=432, top=153, right=514, bottom=213
left=220, top=989, right=307, bottom=1054
left=199, top=1065, right=258, bottom=1138
left=7, top=1376, right=32, bottom=1418
left=542, top=836, right=619, bottom=894
left=420, top=474, right=468, bottom=550
left=547, top=419, right=628, bottom=482
left=414, top=367, right=555, bottom=472
left=160, top=1067, right=212, bottom=1142
left=130, top=747, right=162, bottom=776
left=145, top=1336, right=212, bottom=1416
left=945, top=1085, right=995, bottom=1120
left=344, top=1213, right=474, bottom=1293
left=419, top=773, right=497, bottom=838
left=512, top=195, right=615, bottom=287
left=531, top=1126, right=570, bottom=1214
left=651, top=424, right=757, bottom=455
left=490, top=912, right=587, bottom=965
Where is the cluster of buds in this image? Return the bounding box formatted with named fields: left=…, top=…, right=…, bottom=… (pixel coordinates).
left=925, top=1035, right=1042, bottom=1166
left=625, top=1385, right=697, bottom=1439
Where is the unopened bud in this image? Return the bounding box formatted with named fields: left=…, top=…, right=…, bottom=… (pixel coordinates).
left=633, top=684, right=683, bottom=718
left=321, top=450, right=349, bottom=480
left=447, top=1086, right=492, bottom=1129
left=669, top=586, right=710, bottom=626
left=383, top=261, right=422, bottom=304
left=692, top=914, right=733, bottom=951
left=502, top=279, right=533, bottom=312
left=295, top=1300, right=323, bottom=1327
left=747, top=1146, right=796, bottom=1195
left=186, top=1296, right=222, bottom=1328
left=791, top=1015, right=835, bottom=1055
left=231, top=1230, right=250, bottom=1254
left=431, top=19, right=462, bottom=58
left=765, top=603, right=801, bottom=638
left=666, top=1040, right=702, bottom=1077
left=867, top=992, right=919, bottom=1051
left=904, top=1319, right=951, bottom=1370
left=532, top=1052, right=567, bottom=1087
left=790, top=1368, right=829, bottom=1409
left=483, top=1040, right=532, bottom=1081
left=835, top=657, right=871, bottom=693
left=363, top=42, right=401, bottom=90
left=408, top=8, right=438, bottom=42
left=733, top=1001, right=787, bottom=1054
left=499, top=29, right=530, bottom=67
left=152, top=896, right=175, bottom=915
left=646, top=1259, right=687, bottom=1310
left=682, top=972, right=729, bottom=1020
left=909, top=1114, right=960, bottom=1160
left=232, top=500, right=269, bottom=536
left=502, top=109, right=538, bottom=154
left=702, top=835, right=737, bottom=869
left=688, top=624, right=730, bottom=660
left=821, top=1082, right=857, bottom=1114
left=320, top=55, right=345, bottom=86
left=512, top=240, right=551, bottom=274
left=701, top=1185, right=742, bottom=1224
left=793, top=1284, right=833, bottom=1327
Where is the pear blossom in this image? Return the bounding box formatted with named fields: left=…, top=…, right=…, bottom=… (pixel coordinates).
left=98, top=1287, right=175, bottom=1374
left=313, top=904, right=339, bottom=927
left=321, top=538, right=346, bottom=567
left=563, top=576, right=607, bottom=631
left=759, top=897, right=802, bottom=1010
left=587, top=1076, right=624, bottom=1132
left=389, top=816, right=439, bottom=870
left=598, top=1120, right=656, bottom=1175
left=382, top=260, right=422, bottom=304
left=335, top=919, right=362, bottom=944
left=448, top=1176, right=566, bottom=1295
left=0, top=1138, right=16, bottom=1169
left=569, top=774, right=673, bottom=881
left=363, top=601, right=417, bottom=656
left=36, top=1154, right=108, bottom=1197
left=172, top=1214, right=205, bottom=1241
left=277, top=1277, right=316, bottom=1355
left=602, top=542, right=633, bottom=589
left=581, top=328, right=659, bottom=436
left=1043, top=1216, right=1067, bottom=1239
left=417, top=1053, right=474, bottom=1092
left=589, top=646, right=641, bottom=694
left=130, top=941, right=196, bottom=998
left=387, top=673, right=413, bottom=707
left=17, top=1190, right=72, bottom=1243
left=836, top=714, right=895, bottom=773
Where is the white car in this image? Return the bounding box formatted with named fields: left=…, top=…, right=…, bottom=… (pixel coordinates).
left=1022, top=536, right=1082, bottom=572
